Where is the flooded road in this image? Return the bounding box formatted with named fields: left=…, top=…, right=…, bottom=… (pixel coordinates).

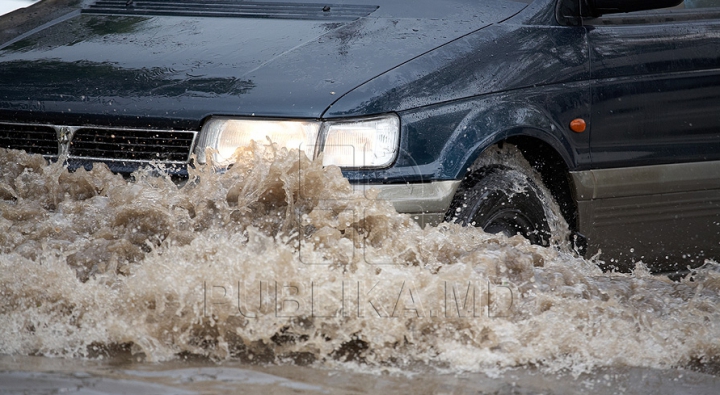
left=0, top=146, right=719, bottom=393
left=2, top=355, right=720, bottom=394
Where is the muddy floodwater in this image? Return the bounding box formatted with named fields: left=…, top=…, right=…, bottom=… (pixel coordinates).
left=0, top=146, right=719, bottom=393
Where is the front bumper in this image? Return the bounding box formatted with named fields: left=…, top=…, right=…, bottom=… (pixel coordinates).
left=351, top=180, right=461, bottom=227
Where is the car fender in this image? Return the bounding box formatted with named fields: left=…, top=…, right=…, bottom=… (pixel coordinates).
left=391, top=85, right=590, bottom=184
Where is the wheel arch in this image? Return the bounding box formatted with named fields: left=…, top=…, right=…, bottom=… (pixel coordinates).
left=457, top=129, right=579, bottom=233
left=504, top=133, right=578, bottom=233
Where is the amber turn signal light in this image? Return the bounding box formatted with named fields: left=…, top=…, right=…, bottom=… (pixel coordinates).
left=570, top=118, right=586, bottom=133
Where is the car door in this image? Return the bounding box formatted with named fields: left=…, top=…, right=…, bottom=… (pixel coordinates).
left=588, top=4, right=720, bottom=167
left=579, top=3, right=720, bottom=271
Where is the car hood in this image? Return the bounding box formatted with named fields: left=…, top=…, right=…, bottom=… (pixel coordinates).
left=0, top=0, right=527, bottom=126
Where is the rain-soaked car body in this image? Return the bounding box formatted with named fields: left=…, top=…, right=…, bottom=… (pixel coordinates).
left=1, top=0, right=719, bottom=273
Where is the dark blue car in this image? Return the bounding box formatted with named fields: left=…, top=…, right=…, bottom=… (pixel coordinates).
left=1, top=0, right=719, bottom=273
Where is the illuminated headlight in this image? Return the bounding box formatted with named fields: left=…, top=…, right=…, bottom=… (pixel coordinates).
left=320, top=114, right=400, bottom=168
left=194, top=118, right=320, bottom=166
left=195, top=114, right=400, bottom=168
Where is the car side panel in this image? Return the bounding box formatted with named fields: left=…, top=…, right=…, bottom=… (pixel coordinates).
left=582, top=14, right=720, bottom=270
left=577, top=186, right=720, bottom=272
left=588, top=19, right=720, bottom=168
left=573, top=161, right=720, bottom=271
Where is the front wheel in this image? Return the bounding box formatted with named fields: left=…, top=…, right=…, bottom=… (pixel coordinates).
left=445, top=165, right=552, bottom=246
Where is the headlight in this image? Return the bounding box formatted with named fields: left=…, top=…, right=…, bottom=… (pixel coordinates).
left=320, top=114, right=400, bottom=168
left=195, top=118, right=321, bottom=166
left=195, top=114, right=400, bottom=169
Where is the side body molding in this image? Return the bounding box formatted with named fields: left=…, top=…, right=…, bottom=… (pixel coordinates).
left=571, top=161, right=720, bottom=271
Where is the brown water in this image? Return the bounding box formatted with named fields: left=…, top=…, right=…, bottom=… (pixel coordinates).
left=0, top=145, right=719, bottom=392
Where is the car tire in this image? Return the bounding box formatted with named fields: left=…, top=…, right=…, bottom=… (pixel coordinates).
left=445, top=165, right=553, bottom=246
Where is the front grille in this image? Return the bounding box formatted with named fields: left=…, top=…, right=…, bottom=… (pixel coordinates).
left=0, top=122, right=197, bottom=164
left=83, top=0, right=379, bottom=21
left=0, top=122, right=58, bottom=156
left=70, top=128, right=197, bottom=163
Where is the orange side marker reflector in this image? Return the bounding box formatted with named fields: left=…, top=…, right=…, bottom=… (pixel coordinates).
left=570, top=118, right=586, bottom=133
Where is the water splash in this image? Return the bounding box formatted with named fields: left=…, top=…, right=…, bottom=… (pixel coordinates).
left=0, top=146, right=718, bottom=377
